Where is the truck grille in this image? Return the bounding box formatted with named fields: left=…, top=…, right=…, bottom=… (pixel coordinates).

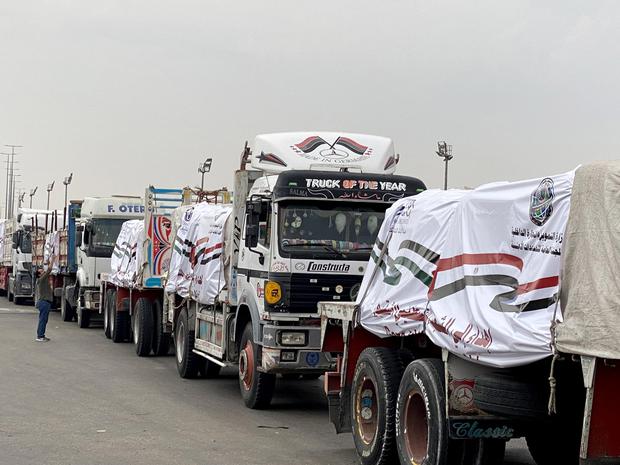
left=284, top=273, right=362, bottom=313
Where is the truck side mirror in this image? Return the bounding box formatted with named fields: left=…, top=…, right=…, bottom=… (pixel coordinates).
left=244, top=199, right=265, bottom=264
left=75, top=231, right=82, bottom=247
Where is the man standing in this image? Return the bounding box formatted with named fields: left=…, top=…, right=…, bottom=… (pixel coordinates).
left=35, top=267, right=53, bottom=342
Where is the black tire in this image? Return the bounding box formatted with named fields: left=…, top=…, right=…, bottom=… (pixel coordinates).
left=14, top=296, right=24, bottom=305
left=77, top=306, right=91, bottom=328
left=526, top=429, right=578, bottom=465
left=8, top=290, right=13, bottom=302
left=473, top=372, right=548, bottom=418
left=396, top=358, right=462, bottom=465
left=61, top=294, right=75, bottom=322
left=103, top=289, right=113, bottom=339
left=111, top=295, right=128, bottom=343
left=351, top=347, right=404, bottom=465
left=238, top=322, right=275, bottom=409
left=175, top=308, right=203, bottom=379
left=152, top=299, right=171, bottom=356
left=133, top=298, right=154, bottom=356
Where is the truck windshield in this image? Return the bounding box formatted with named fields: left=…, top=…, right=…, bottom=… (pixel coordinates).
left=279, top=201, right=385, bottom=259
left=89, top=219, right=127, bottom=258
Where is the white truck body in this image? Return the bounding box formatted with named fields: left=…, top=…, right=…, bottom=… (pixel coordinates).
left=67, top=196, right=143, bottom=319
left=0, top=208, right=55, bottom=302
left=160, top=132, right=425, bottom=408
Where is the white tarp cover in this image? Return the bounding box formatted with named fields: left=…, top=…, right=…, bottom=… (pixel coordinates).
left=109, top=220, right=144, bottom=287
left=555, top=161, right=620, bottom=359
left=165, top=203, right=232, bottom=305
left=358, top=171, right=574, bottom=367
left=43, top=232, right=61, bottom=274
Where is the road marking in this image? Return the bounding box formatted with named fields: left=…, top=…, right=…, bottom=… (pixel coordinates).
left=0, top=307, right=38, bottom=314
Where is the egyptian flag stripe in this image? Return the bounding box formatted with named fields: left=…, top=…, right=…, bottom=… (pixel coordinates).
left=334, top=137, right=368, bottom=155
left=295, top=136, right=327, bottom=153
left=436, top=253, right=524, bottom=273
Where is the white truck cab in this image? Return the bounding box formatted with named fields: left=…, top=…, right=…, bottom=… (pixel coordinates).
left=67, top=196, right=144, bottom=327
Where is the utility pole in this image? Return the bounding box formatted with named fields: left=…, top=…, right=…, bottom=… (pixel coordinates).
left=198, top=158, right=213, bottom=191
left=29, top=187, right=38, bottom=208
left=63, top=173, right=73, bottom=228
left=46, top=181, right=55, bottom=210
left=4, top=145, right=22, bottom=218
left=436, top=141, right=453, bottom=190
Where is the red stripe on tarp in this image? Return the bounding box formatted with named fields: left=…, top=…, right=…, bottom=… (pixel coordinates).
left=516, top=276, right=559, bottom=294
left=435, top=253, right=524, bottom=273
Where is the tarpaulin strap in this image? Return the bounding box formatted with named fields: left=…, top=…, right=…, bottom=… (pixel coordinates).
left=174, top=297, right=187, bottom=310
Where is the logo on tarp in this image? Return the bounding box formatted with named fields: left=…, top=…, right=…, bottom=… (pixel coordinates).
left=184, top=208, right=194, bottom=222
left=530, top=178, right=554, bottom=226
left=291, top=136, right=373, bottom=164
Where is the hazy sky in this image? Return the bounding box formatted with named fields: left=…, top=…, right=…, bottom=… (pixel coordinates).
left=1, top=1, right=618, bottom=211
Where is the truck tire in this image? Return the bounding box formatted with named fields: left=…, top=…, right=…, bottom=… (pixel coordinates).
left=152, top=299, right=171, bottom=356
left=103, top=290, right=114, bottom=339
left=8, top=290, right=13, bottom=302
left=133, top=298, right=154, bottom=357
left=61, top=295, right=75, bottom=322
left=351, top=347, right=404, bottom=465
left=111, top=296, right=128, bottom=343
left=473, top=372, right=547, bottom=418
left=14, top=296, right=24, bottom=305
left=396, top=358, right=462, bottom=465
left=239, top=322, right=275, bottom=409
left=175, top=308, right=203, bottom=379
left=526, top=426, right=579, bottom=465
left=77, top=306, right=91, bottom=328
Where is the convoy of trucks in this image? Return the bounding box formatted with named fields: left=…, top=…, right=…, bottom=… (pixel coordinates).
left=0, top=208, right=55, bottom=304
left=8, top=133, right=620, bottom=465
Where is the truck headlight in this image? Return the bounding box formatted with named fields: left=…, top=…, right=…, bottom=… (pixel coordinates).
left=280, top=331, right=306, bottom=346
left=265, top=281, right=283, bottom=305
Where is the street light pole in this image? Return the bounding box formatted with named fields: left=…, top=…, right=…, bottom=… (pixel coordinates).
left=436, top=141, right=453, bottom=190
left=46, top=181, right=55, bottom=210
left=29, top=187, right=38, bottom=208
left=63, top=173, right=73, bottom=228
left=198, top=158, right=213, bottom=191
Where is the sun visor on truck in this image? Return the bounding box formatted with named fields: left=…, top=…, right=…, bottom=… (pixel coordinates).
left=272, top=170, right=426, bottom=203
left=250, top=132, right=401, bottom=174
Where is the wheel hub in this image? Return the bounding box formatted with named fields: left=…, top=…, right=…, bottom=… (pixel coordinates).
left=239, top=342, right=254, bottom=391
left=404, top=391, right=429, bottom=463
left=356, top=377, right=378, bottom=445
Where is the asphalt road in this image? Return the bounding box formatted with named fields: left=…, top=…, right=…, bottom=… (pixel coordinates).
left=0, top=302, right=535, bottom=465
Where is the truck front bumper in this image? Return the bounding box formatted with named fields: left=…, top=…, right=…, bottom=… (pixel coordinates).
left=260, top=324, right=336, bottom=374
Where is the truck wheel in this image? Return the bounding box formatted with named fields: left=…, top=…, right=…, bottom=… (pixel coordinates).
left=239, top=322, right=275, bottom=409
left=152, top=299, right=171, bottom=356
left=175, top=308, right=203, bottom=378
left=77, top=306, right=91, bottom=328
left=8, top=291, right=13, bottom=302
left=14, top=296, right=24, bottom=305
left=526, top=427, right=579, bottom=465
left=133, top=298, right=154, bottom=357
left=350, top=347, right=403, bottom=465
left=103, top=290, right=114, bottom=339
left=111, top=295, right=128, bottom=343
left=61, top=296, right=75, bottom=322
left=395, top=358, right=460, bottom=465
